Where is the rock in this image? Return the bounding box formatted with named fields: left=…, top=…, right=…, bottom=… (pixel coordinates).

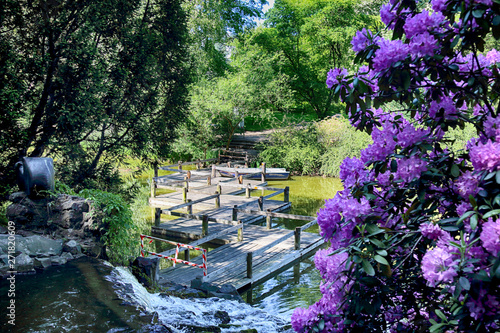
left=33, top=257, right=52, bottom=269
left=131, top=256, right=160, bottom=288
left=0, top=235, right=27, bottom=256
left=24, top=235, right=63, bottom=256
left=15, top=253, right=34, bottom=272
left=51, top=194, right=90, bottom=229
left=207, top=291, right=244, bottom=303
left=218, top=284, right=238, bottom=295
left=214, top=310, right=230, bottom=325
left=138, top=324, right=174, bottom=333
left=0, top=226, right=7, bottom=234
left=0, top=255, right=8, bottom=265
left=63, top=240, right=81, bottom=255
left=176, top=287, right=207, bottom=298
left=177, top=324, right=221, bottom=333
left=8, top=192, right=26, bottom=204
left=6, top=192, right=51, bottom=226
left=50, top=255, right=67, bottom=266
left=61, top=252, right=74, bottom=260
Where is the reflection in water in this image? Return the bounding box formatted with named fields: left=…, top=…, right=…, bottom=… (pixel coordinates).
left=246, top=176, right=342, bottom=318
left=0, top=257, right=150, bottom=333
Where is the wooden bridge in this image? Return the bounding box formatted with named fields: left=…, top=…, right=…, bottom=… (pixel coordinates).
left=147, top=157, right=325, bottom=291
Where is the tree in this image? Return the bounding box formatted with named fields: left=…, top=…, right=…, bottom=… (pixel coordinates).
left=292, top=0, right=500, bottom=332
left=249, top=0, right=379, bottom=119
left=183, top=0, right=267, bottom=79
left=0, top=0, right=191, bottom=196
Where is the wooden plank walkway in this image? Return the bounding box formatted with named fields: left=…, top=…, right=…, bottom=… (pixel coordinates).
left=148, top=163, right=324, bottom=291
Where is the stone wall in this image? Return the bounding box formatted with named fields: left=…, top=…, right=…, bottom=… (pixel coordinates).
left=2, top=192, right=106, bottom=276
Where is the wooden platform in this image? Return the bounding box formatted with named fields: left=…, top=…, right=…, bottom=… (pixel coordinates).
left=147, top=161, right=324, bottom=291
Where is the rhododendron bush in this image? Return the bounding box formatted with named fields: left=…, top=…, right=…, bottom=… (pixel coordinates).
left=291, top=0, right=500, bottom=332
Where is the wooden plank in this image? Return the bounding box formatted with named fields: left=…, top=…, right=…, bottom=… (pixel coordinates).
left=235, top=208, right=315, bottom=221
left=162, top=194, right=219, bottom=212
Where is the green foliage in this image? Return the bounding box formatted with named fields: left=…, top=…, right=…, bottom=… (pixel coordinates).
left=249, top=0, right=380, bottom=118
left=0, top=0, right=191, bottom=200
left=259, top=123, right=324, bottom=175
left=78, top=189, right=139, bottom=265
left=318, top=116, right=372, bottom=177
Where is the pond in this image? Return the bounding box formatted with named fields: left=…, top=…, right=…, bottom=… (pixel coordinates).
left=0, top=175, right=342, bottom=332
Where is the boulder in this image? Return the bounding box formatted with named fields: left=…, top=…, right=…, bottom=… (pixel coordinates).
left=50, top=255, right=67, bottom=266
left=33, top=257, right=52, bottom=269
left=63, top=240, right=81, bottom=255
left=61, top=252, right=74, bottom=260
left=214, top=310, right=231, bottom=325
left=15, top=253, right=34, bottom=272
left=24, top=235, right=63, bottom=256
left=131, top=256, right=160, bottom=288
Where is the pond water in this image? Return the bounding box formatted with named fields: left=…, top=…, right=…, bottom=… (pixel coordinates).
left=241, top=176, right=342, bottom=318
left=0, top=175, right=342, bottom=332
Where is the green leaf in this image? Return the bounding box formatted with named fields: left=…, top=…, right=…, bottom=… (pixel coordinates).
left=318, top=319, right=325, bottom=331
left=362, top=259, right=375, bottom=276
left=472, top=9, right=485, bottom=18
left=376, top=250, right=388, bottom=256
left=430, top=323, right=445, bottom=333
left=435, top=309, right=447, bottom=321
left=370, top=238, right=386, bottom=248
left=450, top=164, right=460, bottom=177
left=482, top=209, right=500, bottom=219
left=470, top=213, right=478, bottom=230
left=493, top=15, right=500, bottom=26
left=374, top=255, right=389, bottom=266
left=496, top=170, right=500, bottom=184
left=458, top=211, right=475, bottom=224
left=459, top=276, right=470, bottom=291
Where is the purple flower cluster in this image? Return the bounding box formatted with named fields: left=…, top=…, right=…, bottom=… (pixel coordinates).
left=326, top=68, right=348, bottom=89
left=469, top=139, right=500, bottom=172
left=481, top=218, right=500, bottom=256
left=372, top=38, right=409, bottom=72
left=298, top=0, right=500, bottom=331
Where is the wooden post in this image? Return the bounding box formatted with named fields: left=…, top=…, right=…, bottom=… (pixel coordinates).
left=215, top=193, right=220, bottom=208
left=237, top=220, right=243, bottom=241
left=178, top=161, right=182, bottom=170
left=187, top=170, right=192, bottom=179
left=182, top=187, right=187, bottom=203
left=212, top=165, right=216, bottom=179
left=293, top=264, right=300, bottom=284
left=154, top=208, right=161, bottom=226
left=232, top=205, right=238, bottom=221
left=185, top=249, right=190, bottom=262
left=261, top=162, right=266, bottom=183
left=258, top=196, right=264, bottom=211
left=266, top=209, right=272, bottom=229
left=227, top=161, right=232, bottom=168
left=246, top=252, right=253, bottom=279
left=246, top=183, right=251, bottom=198
left=202, top=215, right=209, bottom=237
left=284, top=186, right=290, bottom=203
left=217, top=183, right=222, bottom=195
left=196, top=160, right=200, bottom=170
left=238, top=175, right=243, bottom=184
left=184, top=176, right=189, bottom=190
left=235, top=169, right=239, bottom=181
left=187, top=199, right=192, bottom=215
left=151, top=162, right=158, bottom=198
left=207, top=176, right=211, bottom=186
left=294, top=227, right=301, bottom=250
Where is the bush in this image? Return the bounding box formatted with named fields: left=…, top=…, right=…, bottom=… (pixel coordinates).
left=317, top=116, right=372, bottom=177
left=258, top=123, right=324, bottom=175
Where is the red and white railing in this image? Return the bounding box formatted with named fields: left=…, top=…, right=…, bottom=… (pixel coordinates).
left=140, top=234, right=207, bottom=276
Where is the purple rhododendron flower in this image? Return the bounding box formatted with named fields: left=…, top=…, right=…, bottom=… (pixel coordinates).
left=339, top=157, right=369, bottom=188
left=469, top=139, right=500, bottom=171
left=432, top=0, right=448, bottom=12
left=380, top=3, right=396, bottom=27
left=481, top=218, right=500, bottom=256
left=403, top=10, right=445, bottom=38
left=372, top=38, right=409, bottom=72
left=421, top=246, right=459, bottom=287
left=420, top=223, right=444, bottom=240
left=396, top=156, right=428, bottom=184
left=454, top=170, right=481, bottom=198
left=351, top=28, right=374, bottom=52
left=326, top=68, right=348, bottom=89
left=409, top=31, right=438, bottom=57
left=428, top=95, right=458, bottom=120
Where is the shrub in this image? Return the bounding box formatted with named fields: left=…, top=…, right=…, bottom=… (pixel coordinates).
left=292, top=0, right=500, bottom=332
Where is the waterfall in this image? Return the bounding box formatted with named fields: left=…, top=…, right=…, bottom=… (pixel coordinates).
left=106, top=266, right=293, bottom=332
